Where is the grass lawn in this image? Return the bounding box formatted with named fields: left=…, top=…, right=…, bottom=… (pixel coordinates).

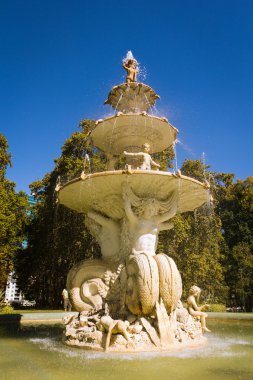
left=12, top=309, right=63, bottom=314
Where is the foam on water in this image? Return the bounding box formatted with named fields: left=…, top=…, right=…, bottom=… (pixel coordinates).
left=29, top=332, right=250, bottom=362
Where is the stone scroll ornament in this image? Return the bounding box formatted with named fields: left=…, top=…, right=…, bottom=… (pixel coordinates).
left=66, top=260, right=110, bottom=312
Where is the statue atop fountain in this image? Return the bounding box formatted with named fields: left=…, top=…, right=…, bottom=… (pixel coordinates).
left=122, top=51, right=139, bottom=83
left=58, top=53, right=210, bottom=352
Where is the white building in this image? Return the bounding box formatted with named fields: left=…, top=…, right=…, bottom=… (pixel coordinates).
left=4, top=195, right=36, bottom=305
left=5, top=272, right=22, bottom=304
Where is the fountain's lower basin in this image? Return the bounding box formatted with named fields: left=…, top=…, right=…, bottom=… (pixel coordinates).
left=1, top=317, right=252, bottom=380
left=58, top=170, right=209, bottom=218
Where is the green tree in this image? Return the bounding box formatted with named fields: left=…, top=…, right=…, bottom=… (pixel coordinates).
left=15, top=120, right=107, bottom=307
left=157, top=159, right=227, bottom=302
left=0, top=133, right=28, bottom=289
left=214, top=174, right=253, bottom=310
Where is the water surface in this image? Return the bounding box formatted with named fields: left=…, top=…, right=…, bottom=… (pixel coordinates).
left=0, top=319, right=252, bottom=380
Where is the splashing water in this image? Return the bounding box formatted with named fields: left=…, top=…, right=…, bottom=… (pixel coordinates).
left=176, top=138, right=195, bottom=156
left=122, top=51, right=148, bottom=82
left=122, top=50, right=139, bottom=65
left=138, top=65, right=148, bottom=81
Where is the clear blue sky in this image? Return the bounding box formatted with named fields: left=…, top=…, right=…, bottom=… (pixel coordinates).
left=1, top=0, right=252, bottom=193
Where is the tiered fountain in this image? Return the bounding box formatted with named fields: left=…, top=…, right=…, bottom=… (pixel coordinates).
left=57, top=52, right=210, bottom=352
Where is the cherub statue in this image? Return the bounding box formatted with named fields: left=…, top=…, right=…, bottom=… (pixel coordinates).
left=122, top=59, right=139, bottom=83
left=123, top=143, right=160, bottom=171
left=187, top=285, right=211, bottom=332
left=122, top=184, right=177, bottom=256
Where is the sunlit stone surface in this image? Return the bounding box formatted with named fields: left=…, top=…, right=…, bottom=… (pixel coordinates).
left=58, top=171, right=209, bottom=217
left=104, top=83, right=160, bottom=113
left=91, top=114, right=178, bottom=155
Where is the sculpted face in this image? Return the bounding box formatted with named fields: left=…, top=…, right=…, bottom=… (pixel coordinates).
left=189, top=285, right=201, bottom=296
left=143, top=143, right=151, bottom=153
left=142, top=202, right=157, bottom=218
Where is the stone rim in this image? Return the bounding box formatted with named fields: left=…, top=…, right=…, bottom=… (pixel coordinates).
left=91, top=114, right=178, bottom=155
left=58, top=170, right=209, bottom=218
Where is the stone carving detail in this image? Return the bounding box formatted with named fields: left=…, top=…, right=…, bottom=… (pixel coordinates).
left=187, top=285, right=211, bottom=333
left=155, top=299, right=174, bottom=346
left=124, top=143, right=160, bottom=170
left=126, top=252, right=159, bottom=315
left=104, top=83, right=160, bottom=113
left=63, top=291, right=204, bottom=351
left=67, top=260, right=110, bottom=312
left=122, top=183, right=177, bottom=256
left=85, top=210, right=121, bottom=262
left=154, top=254, right=182, bottom=313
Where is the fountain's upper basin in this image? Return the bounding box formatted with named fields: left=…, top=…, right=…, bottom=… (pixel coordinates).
left=58, top=170, right=209, bottom=218
left=104, top=82, right=160, bottom=113
left=92, top=114, right=178, bottom=155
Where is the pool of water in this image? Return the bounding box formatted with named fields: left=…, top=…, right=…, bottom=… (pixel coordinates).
left=0, top=319, right=252, bottom=380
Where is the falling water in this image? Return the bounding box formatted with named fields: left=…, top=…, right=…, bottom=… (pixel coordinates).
left=200, top=152, right=214, bottom=216
left=144, top=93, right=152, bottom=111
left=114, top=92, right=123, bottom=112
left=148, top=103, right=160, bottom=117
left=202, top=152, right=207, bottom=181
left=82, top=153, right=91, bottom=174
left=173, top=140, right=178, bottom=173
left=55, top=175, right=61, bottom=188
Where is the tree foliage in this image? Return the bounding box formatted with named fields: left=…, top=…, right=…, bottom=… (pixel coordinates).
left=15, top=120, right=106, bottom=306
left=158, top=159, right=227, bottom=302
left=213, top=174, right=253, bottom=310
left=0, top=133, right=28, bottom=289
left=14, top=126, right=253, bottom=311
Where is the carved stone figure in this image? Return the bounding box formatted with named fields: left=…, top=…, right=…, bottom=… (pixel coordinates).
left=122, top=59, right=139, bottom=83
left=154, top=254, right=182, bottom=313
left=122, top=184, right=177, bottom=256
left=66, top=259, right=110, bottom=312
left=85, top=210, right=121, bottom=262
left=126, top=252, right=159, bottom=315
left=124, top=143, right=160, bottom=170
left=98, top=315, right=130, bottom=351
left=187, top=285, right=211, bottom=333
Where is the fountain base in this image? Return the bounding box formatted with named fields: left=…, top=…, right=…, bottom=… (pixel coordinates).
left=63, top=305, right=207, bottom=353
left=63, top=336, right=207, bottom=353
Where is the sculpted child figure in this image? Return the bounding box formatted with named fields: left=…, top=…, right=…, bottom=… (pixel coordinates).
left=124, top=143, right=160, bottom=171
left=187, top=285, right=211, bottom=332
left=122, top=59, right=139, bottom=83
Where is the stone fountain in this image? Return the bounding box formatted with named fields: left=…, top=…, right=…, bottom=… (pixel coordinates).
left=57, top=52, right=210, bottom=352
